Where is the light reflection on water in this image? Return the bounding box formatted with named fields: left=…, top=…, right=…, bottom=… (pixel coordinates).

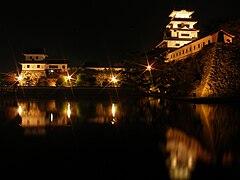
left=0, top=97, right=240, bottom=179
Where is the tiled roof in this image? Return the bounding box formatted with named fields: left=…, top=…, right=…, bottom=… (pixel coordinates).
left=169, top=18, right=197, bottom=22
left=19, top=60, right=46, bottom=64
left=23, top=48, right=47, bottom=55
left=45, top=58, right=69, bottom=64
left=18, top=58, right=69, bottom=64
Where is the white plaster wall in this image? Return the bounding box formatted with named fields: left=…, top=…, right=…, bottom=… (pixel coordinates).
left=22, top=64, right=46, bottom=70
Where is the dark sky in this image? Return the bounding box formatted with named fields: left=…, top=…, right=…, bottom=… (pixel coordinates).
left=0, top=0, right=239, bottom=73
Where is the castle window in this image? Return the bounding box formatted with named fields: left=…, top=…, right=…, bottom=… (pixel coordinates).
left=178, top=23, right=189, bottom=28
left=194, top=46, right=196, bottom=50
left=37, top=65, right=40, bottom=68
left=27, top=65, right=30, bottom=68
left=198, top=44, right=200, bottom=48
left=62, top=65, right=65, bottom=69
left=208, top=40, right=211, bottom=44
left=181, top=34, right=190, bottom=36
left=175, top=43, right=180, bottom=46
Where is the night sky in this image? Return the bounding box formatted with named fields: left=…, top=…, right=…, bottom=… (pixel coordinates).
left=0, top=0, right=239, bottom=73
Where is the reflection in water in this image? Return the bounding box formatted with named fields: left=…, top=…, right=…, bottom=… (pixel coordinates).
left=166, top=128, right=212, bottom=180
left=17, top=100, right=70, bottom=135
left=67, top=102, right=71, bottom=119
left=161, top=100, right=240, bottom=179
left=1, top=97, right=240, bottom=179
left=194, top=103, right=240, bottom=166
left=111, top=103, right=117, bottom=124
left=14, top=99, right=122, bottom=135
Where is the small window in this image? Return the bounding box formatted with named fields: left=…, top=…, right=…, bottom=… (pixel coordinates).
left=37, top=65, right=40, bottom=68
left=175, top=43, right=180, bottom=46
left=27, top=65, right=30, bottom=68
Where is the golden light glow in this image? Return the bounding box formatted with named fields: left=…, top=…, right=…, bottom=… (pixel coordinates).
left=50, top=113, right=54, bottom=122
left=110, top=76, right=118, bottom=83
left=112, top=103, right=116, bottom=117
left=17, top=101, right=70, bottom=136
left=17, top=75, right=23, bottom=81
left=18, top=105, right=22, bottom=115
left=165, top=128, right=212, bottom=180
left=66, top=75, right=71, bottom=81
left=111, top=103, right=117, bottom=124
left=147, top=65, right=151, bottom=71
left=67, top=102, right=71, bottom=118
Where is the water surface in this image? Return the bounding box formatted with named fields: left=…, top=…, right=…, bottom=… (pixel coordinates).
left=0, top=96, right=240, bottom=179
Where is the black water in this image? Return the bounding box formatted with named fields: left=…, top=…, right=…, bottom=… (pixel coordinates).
left=0, top=96, right=240, bottom=179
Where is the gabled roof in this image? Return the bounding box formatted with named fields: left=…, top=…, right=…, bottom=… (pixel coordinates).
left=23, top=48, right=47, bottom=55
left=169, top=10, right=194, bottom=18
left=215, top=29, right=235, bottom=38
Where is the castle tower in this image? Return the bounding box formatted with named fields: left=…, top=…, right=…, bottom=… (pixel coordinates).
left=156, top=9, right=199, bottom=49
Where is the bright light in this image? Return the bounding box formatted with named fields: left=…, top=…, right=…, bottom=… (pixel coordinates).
left=147, top=65, right=151, bottom=71
left=111, top=103, right=117, bottom=124
left=111, top=119, right=116, bottom=124
left=110, top=76, right=118, bottom=83
left=112, top=103, right=116, bottom=117
left=50, top=113, right=53, bottom=122
left=17, top=75, right=23, bottom=81
left=18, top=105, right=22, bottom=115
left=67, top=102, right=71, bottom=118
left=66, top=75, right=71, bottom=81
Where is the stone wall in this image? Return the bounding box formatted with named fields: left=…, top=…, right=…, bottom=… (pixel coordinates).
left=194, top=43, right=240, bottom=97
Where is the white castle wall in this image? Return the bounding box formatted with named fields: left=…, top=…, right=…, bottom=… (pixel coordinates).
left=165, top=30, right=234, bottom=62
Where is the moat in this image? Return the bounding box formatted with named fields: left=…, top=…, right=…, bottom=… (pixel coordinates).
left=0, top=96, right=240, bottom=179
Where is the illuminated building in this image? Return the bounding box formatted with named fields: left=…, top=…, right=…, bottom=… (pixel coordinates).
left=156, top=9, right=199, bottom=49
left=165, top=29, right=235, bottom=62
left=18, top=48, right=68, bottom=86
